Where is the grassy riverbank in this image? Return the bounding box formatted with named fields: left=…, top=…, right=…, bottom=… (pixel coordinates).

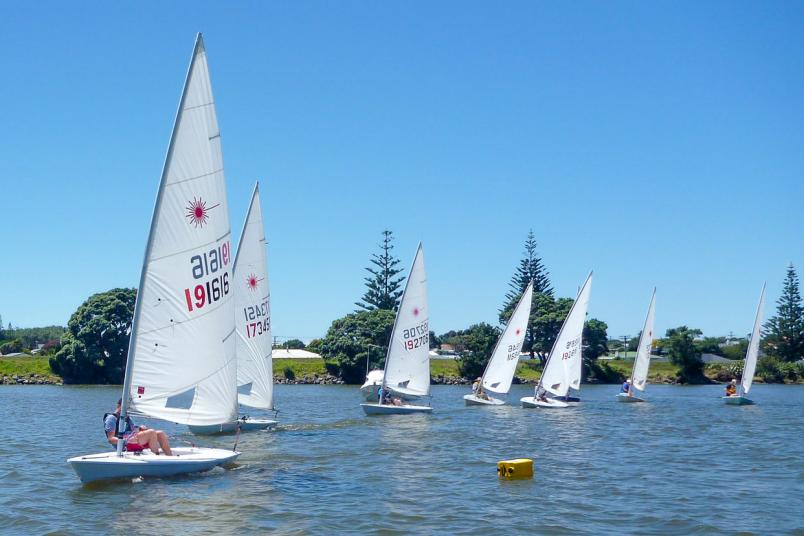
left=0, top=355, right=61, bottom=383
left=3, top=355, right=802, bottom=386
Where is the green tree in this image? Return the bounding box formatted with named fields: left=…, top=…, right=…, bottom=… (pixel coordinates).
left=306, top=338, right=324, bottom=354
left=694, top=337, right=724, bottom=355
left=720, top=339, right=748, bottom=360
left=429, top=330, right=440, bottom=349
left=763, top=264, right=804, bottom=362
left=499, top=230, right=553, bottom=361
left=319, top=308, right=396, bottom=383
left=282, top=339, right=306, bottom=350
left=529, top=296, right=574, bottom=362
left=50, top=288, right=137, bottom=384
left=0, top=314, right=4, bottom=339
left=0, top=339, right=23, bottom=354
left=583, top=319, right=609, bottom=360
left=665, top=326, right=706, bottom=383
left=582, top=319, right=619, bottom=383
left=356, top=229, right=405, bottom=312
left=455, top=323, right=500, bottom=379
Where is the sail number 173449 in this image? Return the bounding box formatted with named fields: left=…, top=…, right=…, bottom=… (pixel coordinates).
left=244, top=298, right=269, bottom=338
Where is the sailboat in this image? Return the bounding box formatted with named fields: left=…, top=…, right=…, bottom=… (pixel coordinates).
left=464, top=281, right=533, bottom=406
left=521, top=272, right=592, bottom=409
left=189, top=183, right=278, bottom=434
left=361, top=244, right=433, bottom=415
left=617, top=288, right=656, bottom=403
left=69, top=34, right=241, bottom=483
left=724, top=283, right=765, bottom=406
left=360, top=369, right=385, bottom=401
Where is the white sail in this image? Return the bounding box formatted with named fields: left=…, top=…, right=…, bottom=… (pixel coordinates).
left=741, top=284, right=765, bottom=395
left=383, top=244, right=430, bottom=397
left=631, top=289, right=656, bottom=392
left=234, top=183, right=273, bottom=410
left=127, top=35, right=238, bottom=426
left=538, top=272, right=592, bottom=397
left=481, top=281, right=533, bottom=394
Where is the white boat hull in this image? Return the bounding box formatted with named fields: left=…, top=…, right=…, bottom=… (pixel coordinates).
left=68, top=447, right=240, bottom=484
left=188, top=418, right=278, bottom=435
left=723, top=396, right=754, bottom=406
left=360, top=403, right=433, bottom=415
left=520, top=396, right=569, bottom=409
left=617, top=393, right=645, bottom=403
left=463, top=394, right=505, bottom=406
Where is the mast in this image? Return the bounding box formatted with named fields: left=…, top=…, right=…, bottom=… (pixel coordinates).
left=535, top=271, right=592, bottom=396
left=117, top=34, right=206, bottom=455
left=380, top=243, right=423, bottom=399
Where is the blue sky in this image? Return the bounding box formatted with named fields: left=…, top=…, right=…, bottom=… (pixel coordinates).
left=1, top=1, right=802, bottom=341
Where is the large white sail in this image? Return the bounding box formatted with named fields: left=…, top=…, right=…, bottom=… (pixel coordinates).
left=481, top=281, right=533, bottom=394
left=383, top=244, right=430, bottom=397
left=234, top=183, right=273, bottom=410
left=538, top=272, right=592, bottom=397
left=127, top=35, right=238, bottom=426
left=631, top=289, right=656, bottom=392
left=741, top=284, right=765, bottom=395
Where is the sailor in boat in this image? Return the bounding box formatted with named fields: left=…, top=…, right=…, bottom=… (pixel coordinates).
left=379, top=386, right=403, bottom=406
left=472, top=377, right=490, bottom=401
left=536, top=388, right=549, bottom=403
left=104, top=399, right=173, bottom=455
left=620, top=378, right=632, bottom=397
left=725, top=379, right=738, bottom=397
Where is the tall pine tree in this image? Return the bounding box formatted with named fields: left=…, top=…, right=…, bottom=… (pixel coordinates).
left=499, top=230, right=554, bottom=361
left=763, top=263, right=804, bottom=362
left=356, top=230, right=405, bottom=312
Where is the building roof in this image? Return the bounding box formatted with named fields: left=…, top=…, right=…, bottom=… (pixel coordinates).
left=272, top=348, right=322, bottom=359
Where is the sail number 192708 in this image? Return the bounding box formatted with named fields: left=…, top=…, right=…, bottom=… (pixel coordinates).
left=402, top=320, right=429, bottom=350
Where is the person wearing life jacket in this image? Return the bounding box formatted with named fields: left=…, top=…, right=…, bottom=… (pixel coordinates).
left=104, top=398, right=173, bottom=455
left=621, top=379, right=632, bottom=396
left=725, top=379, right=738, bottom=397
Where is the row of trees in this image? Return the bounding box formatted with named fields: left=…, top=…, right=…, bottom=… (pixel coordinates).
left=29, top=229, right=804, bottom=385
left=318, top=229, right=612, bottom=382
left=0, top=317, right=65, bottom=356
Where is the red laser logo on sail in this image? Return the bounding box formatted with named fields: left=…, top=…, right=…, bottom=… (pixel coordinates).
left=247, top=274, right=263, bottom=291
left=185, top=197, right=220, bottom=228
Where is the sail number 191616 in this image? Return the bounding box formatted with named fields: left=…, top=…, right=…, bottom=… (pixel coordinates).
left=183, top=241, right=231, bottom=312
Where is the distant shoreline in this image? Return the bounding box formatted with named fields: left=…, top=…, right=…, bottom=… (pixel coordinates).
left=2, top=355, right=802, bottom=386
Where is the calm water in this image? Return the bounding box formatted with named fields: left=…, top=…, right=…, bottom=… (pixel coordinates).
left=0, top=384, right=802, bottom=535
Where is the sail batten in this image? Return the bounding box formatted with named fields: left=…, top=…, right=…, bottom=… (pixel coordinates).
left=631, top=289, right=656, bottom=392
left=538, top=272, right=593, bottom=398
left=382, top=244, right=430, bottom=397
left=481, top=282, right=533, bottom=395
left=125, top=34, right=238, bottom=427
left=234, top=183, right=274, bottom=410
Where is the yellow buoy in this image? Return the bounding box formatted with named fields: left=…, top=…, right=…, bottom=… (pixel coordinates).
left=497, top=458, right=533, bottom=479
